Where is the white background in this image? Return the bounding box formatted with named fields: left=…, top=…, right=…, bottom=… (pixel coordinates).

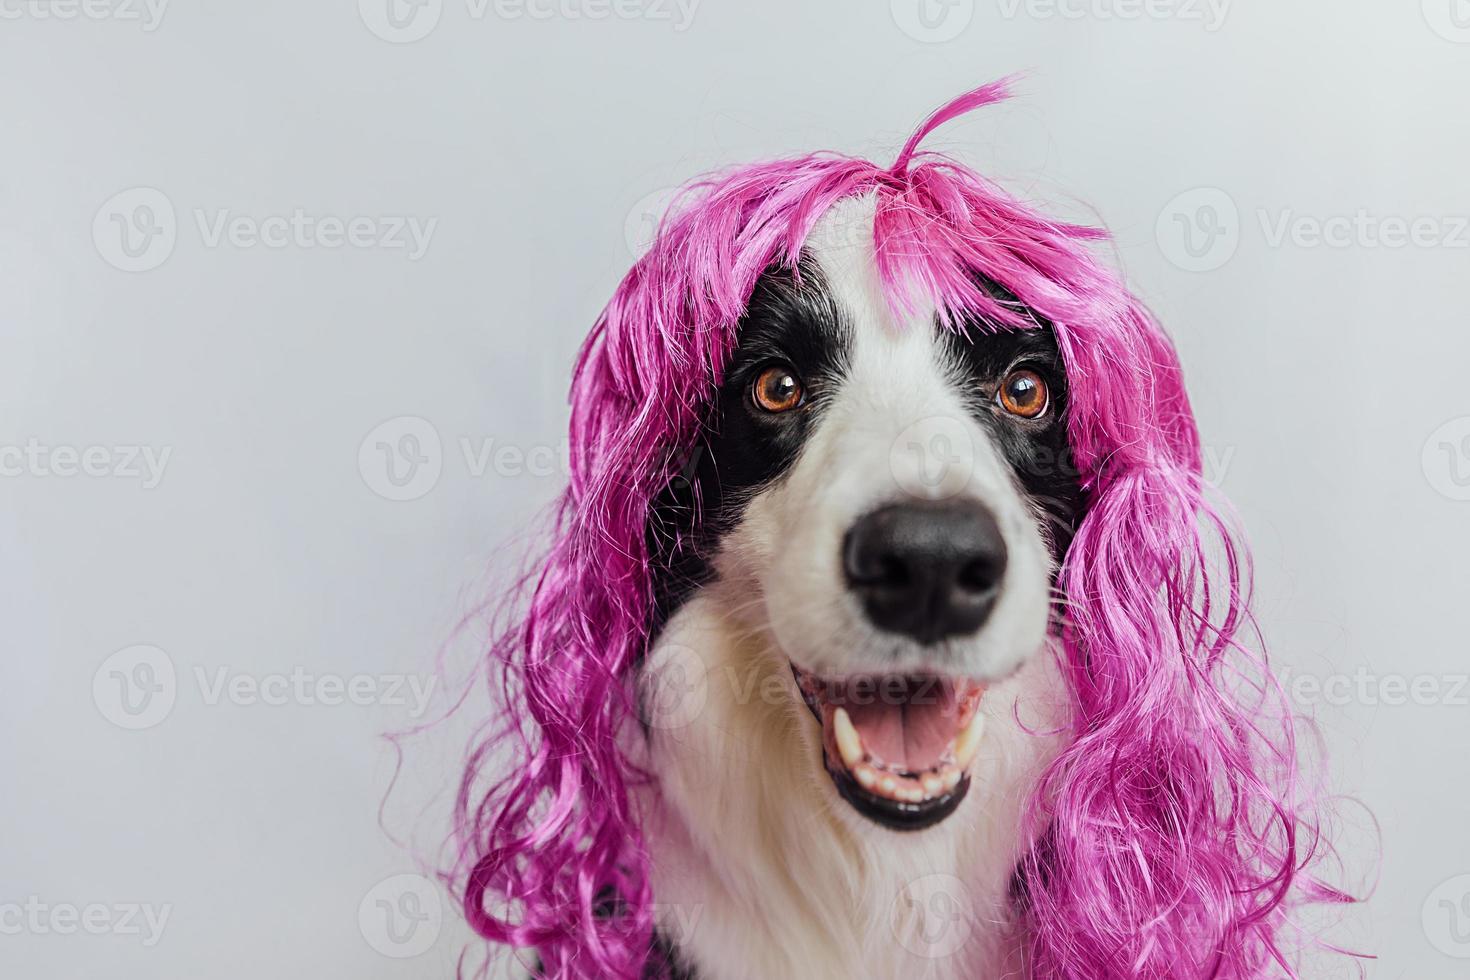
left=3, top=1, right=1468, bottom=976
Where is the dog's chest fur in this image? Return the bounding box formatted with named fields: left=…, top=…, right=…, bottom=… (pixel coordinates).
left=633, top=585, right=1066, bottom=980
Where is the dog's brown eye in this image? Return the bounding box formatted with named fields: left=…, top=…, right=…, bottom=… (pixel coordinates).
left=998, top=369, right=1048, bottom=419
left=752, top=364, right=803, bottom=413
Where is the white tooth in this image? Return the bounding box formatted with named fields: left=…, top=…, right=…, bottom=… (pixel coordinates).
left=833, top=708, right=863, bottom=768
left=921, top=774, right=944, bottom=797
left=941, top=768, right=962, bottom=791
left=880, top=776, right=898, bottom=796
left=901, top=787, right=924, bottom=804
left=953, top=712, right=986, bottom=769
left=855, top=765, right=878, bottom=789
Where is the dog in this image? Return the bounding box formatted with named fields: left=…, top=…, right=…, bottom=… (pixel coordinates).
left=457, top=81, right=1344, bottom=979
left=632, top=190, right=1078, bottom=979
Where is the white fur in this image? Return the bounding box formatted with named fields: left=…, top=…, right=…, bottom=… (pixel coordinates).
left=633, top=196, right=1070, bottom=979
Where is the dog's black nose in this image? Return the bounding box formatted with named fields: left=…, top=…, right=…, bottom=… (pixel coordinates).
left=842, top=500, right=1008, bottom=644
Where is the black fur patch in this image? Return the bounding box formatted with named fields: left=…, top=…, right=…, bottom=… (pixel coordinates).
left=647, top=257, right=850, bottom=630
left=937, top=318, right=1084, bottom=564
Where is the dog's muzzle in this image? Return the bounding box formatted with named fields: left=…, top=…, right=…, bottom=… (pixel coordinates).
left=788, top=499, right=1007, bottom=832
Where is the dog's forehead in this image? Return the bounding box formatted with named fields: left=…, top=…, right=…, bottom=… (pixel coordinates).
left=800, top=192, right=937, bottom=339
left=793, top=193, right=1066, bottom=382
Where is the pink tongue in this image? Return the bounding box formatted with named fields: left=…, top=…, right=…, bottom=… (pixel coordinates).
left=845, top=684, right=959, bottom=772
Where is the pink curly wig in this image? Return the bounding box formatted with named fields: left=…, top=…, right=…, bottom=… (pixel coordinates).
left=454, top=79, right=1350, bottom=978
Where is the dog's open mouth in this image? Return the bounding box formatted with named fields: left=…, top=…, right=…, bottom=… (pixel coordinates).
left=792, top=665, right=985, bottom=831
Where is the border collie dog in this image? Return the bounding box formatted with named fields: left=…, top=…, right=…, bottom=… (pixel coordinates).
left=633, top=193, right=1078, bottom=979
left=456, top=82, right=1344, bottom=979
